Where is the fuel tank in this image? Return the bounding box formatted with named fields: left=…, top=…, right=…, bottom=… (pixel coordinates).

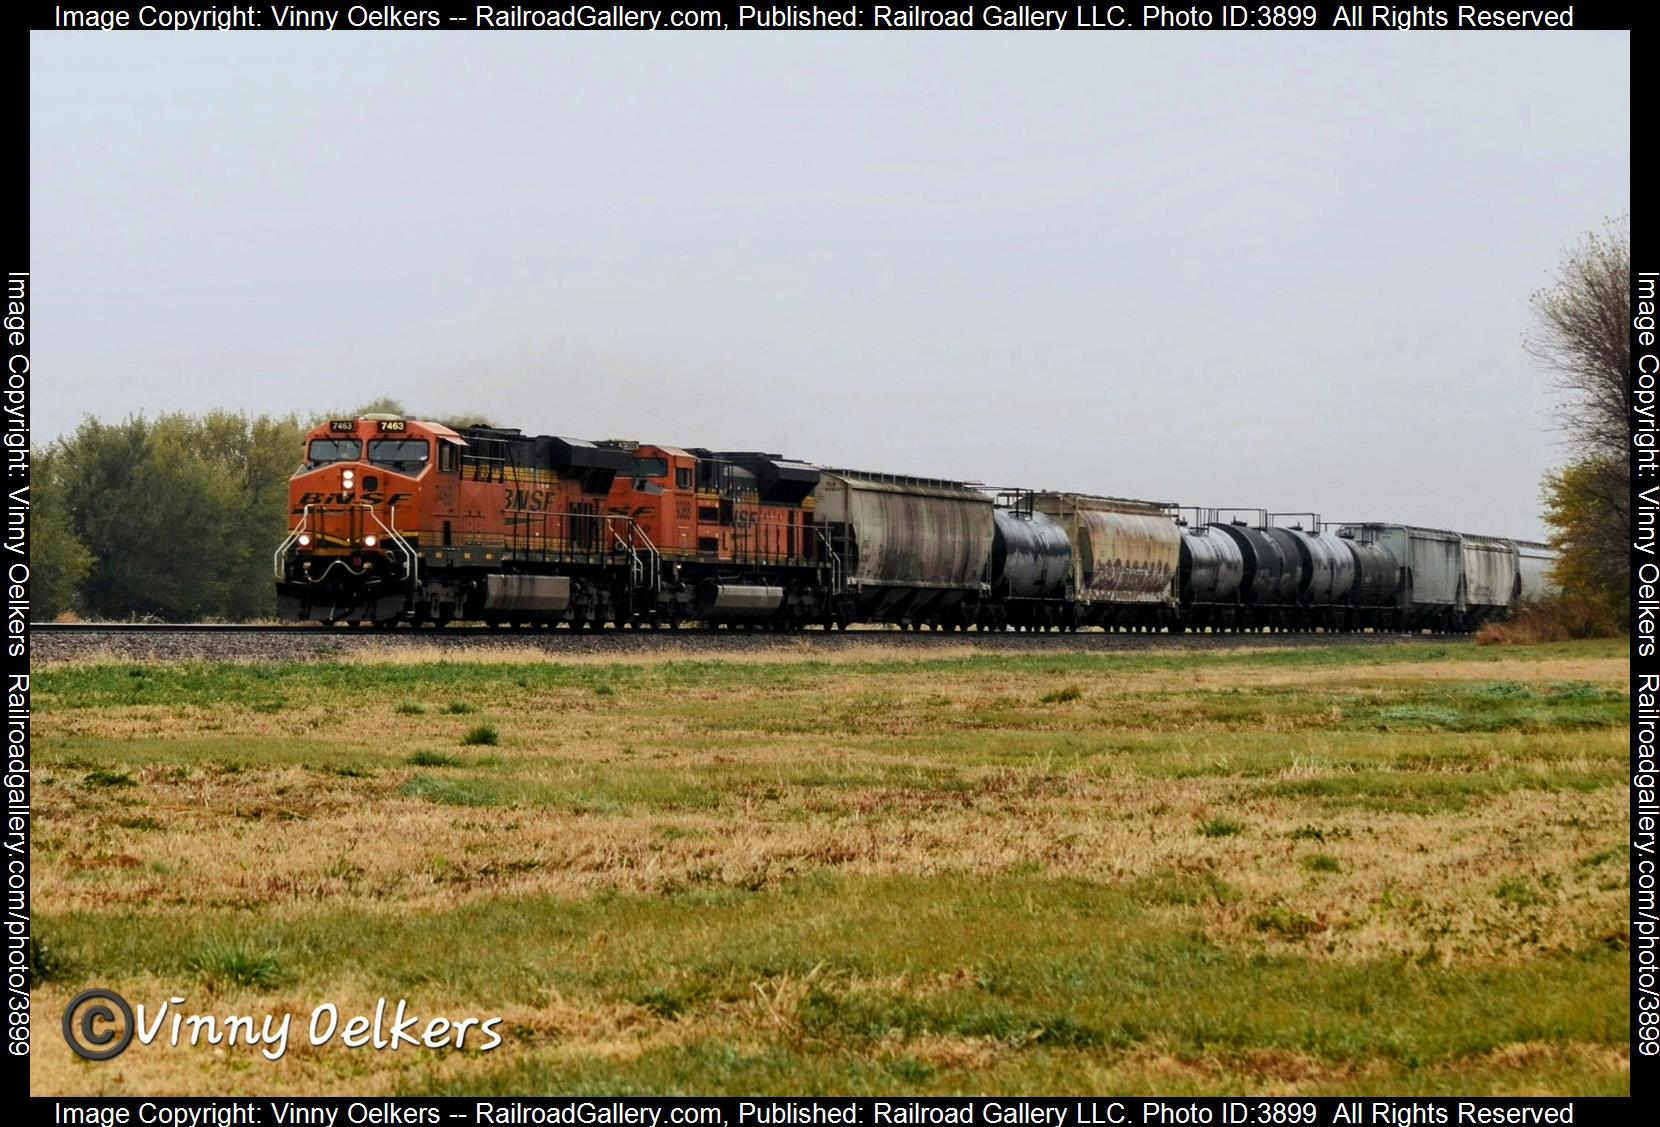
left=482, top=574, right=572, bottom=614
left=698, top=583, right=784, bottom=620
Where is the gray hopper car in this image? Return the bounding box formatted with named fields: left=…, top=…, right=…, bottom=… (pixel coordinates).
left=813, top=470, right=994, bottom=628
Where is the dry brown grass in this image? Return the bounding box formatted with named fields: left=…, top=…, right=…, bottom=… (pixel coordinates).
left=34, top=728, right=1627, bottom=961
left=27, top=968, right=1630, bottom=1098
left=1477, top=596, right=1623, bottom=645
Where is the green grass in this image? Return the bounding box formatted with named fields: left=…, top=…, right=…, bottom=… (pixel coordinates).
left=184, top=939, right=287, bottom=991
left=407, top=750, right=462, bottom=767
left=30, top=638, right=1630, bottom=1095
left=82, top=768, right=135, bottom=789
left=32, top=639, right=1626, bottom=715
left=399, top=776, right=505, bottom=806
left=461, top=723, right=500, bottom=747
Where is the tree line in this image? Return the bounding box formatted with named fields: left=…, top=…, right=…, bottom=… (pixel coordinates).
left=33, top=411, right=313, bottom=621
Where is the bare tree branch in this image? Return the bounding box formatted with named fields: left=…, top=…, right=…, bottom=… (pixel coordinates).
left=1527, top=216, right=1630, bottom=628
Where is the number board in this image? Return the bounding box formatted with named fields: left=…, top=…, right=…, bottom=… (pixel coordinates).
left=328, top=420, right=356, bottom=432
left=378, top=420, right=408, bottom=432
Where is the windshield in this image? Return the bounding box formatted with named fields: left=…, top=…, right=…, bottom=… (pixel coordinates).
left=368, top=439, right=430, bottom=475
left=307, top=438, right=361, bottom=467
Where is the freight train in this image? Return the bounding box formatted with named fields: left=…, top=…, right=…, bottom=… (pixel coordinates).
left=275, top=414, right=1557, bottom=632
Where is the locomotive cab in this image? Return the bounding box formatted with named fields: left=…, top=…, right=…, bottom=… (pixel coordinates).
left=277, top=415, right=457, bottom=623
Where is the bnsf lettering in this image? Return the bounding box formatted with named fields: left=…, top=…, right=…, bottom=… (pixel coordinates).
left=503, top=488, right=554, bottom=513
left=359, top=492, right=413, bottom=506
left=293, top=490, right=413, bottom=511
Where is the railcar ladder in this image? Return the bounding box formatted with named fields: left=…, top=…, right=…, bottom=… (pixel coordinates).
left=816, top=526, right=845, bottom=595
left=609, top=517, right=660, bottom=592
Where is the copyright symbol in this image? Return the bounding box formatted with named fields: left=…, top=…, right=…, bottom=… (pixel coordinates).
left=62, top=988, right=135, bottom=1060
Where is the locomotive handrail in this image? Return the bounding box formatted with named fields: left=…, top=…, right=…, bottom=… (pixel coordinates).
left=272, top=504, right=313, bottom=579
left=605, top=516, right=659, bottom=592
left=606, top=517, right=638, bottom=582
left=371, top=506, right=420, bottom=587
left=273, top=503, right=418, bottom=587
left=633, top=524, right=660, bottom=592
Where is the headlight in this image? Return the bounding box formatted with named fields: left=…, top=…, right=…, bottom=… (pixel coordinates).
left=342, top=470, right=356, bottom=487
left=297, top=533, right=313, bottom=547
left=363, top=534, right=379, bottom=548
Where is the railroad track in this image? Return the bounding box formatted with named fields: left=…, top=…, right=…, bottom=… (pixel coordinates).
left=32, top=621, right=565, bottom=636
left=29, top=621, right=1456, bottom=637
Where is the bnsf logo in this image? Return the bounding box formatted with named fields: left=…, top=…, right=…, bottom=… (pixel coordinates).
left=293, top=491, right=415, bottom=510
left=504, top=488, right=560, bottom=512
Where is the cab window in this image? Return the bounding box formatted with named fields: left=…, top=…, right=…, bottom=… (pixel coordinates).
left=308, top=438, right=361, bottom=467
left=633, top=457, right=669, bottom=479
left=368, top=439, right=431, bottom=475
left=439, top=443, right=458, bottom=472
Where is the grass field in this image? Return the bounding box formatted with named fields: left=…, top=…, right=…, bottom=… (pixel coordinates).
left=28, top=639, right=1630, bottom=1095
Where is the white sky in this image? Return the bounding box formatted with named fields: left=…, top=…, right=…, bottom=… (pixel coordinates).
left=30, top=31, right=1631, bottom=538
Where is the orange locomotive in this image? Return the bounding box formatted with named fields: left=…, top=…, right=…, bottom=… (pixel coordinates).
left=276, top=414, right=830, bottom=627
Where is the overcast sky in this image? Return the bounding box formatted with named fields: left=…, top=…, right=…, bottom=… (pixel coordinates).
left=31, top=31, right=1628, bottom=537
